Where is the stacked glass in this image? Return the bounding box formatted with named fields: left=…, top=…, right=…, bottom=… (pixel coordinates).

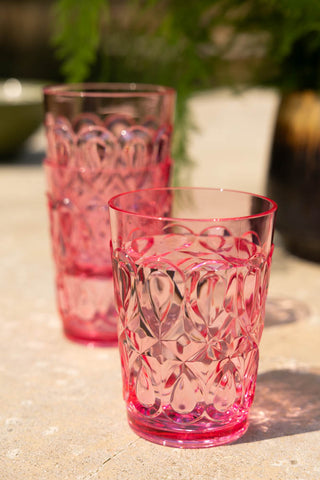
left=43, top=83, right=176, bottom=346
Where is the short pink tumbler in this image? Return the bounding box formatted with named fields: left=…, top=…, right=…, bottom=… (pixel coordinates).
left=109, top=187, right=277, bottom=447
left=43, top=83, right=175, bottom=346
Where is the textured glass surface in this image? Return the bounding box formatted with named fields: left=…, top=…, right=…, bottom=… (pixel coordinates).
left=112, top=231, right=273, bottom=447
left=45, top=112, right=172, bottom=345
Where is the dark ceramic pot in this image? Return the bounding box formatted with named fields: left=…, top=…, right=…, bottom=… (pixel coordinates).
left=267, top=91, right=320, bottom=262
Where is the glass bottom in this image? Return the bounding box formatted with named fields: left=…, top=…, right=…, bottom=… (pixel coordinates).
left=61, top=304, right=118, bottom=347
left=57, top=270, right=118, bottom=347
left=127, top=412, right=249, bottom=448
left=63, top=324, right=118, bottom=347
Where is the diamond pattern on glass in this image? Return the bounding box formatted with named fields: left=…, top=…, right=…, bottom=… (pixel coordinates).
left=113, top=229, right=272, bottom=427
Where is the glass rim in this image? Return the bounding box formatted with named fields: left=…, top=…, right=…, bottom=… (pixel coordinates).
left=43, top=82, right=176, bottom=98
left=108, top=186, right=278, bottom=222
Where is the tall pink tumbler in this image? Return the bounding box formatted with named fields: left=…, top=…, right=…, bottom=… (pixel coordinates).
left=43, top=83, right=176, bottom=346
left=109, top=187, right=277, bottom=447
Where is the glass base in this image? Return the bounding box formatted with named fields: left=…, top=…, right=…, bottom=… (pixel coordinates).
left=127, top=412, right=249, bottom=448
left=57, top=269, right=118, bottom=346
left=61, top=309, right=118, bottom=347
left=63, top=325, right=118, bottom=347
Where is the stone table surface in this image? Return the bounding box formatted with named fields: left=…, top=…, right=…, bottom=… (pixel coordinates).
left=1, top=89, right=320, bottom=480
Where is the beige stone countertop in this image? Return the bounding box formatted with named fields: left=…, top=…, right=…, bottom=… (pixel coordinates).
left=1, top=89, right=320, bottom=479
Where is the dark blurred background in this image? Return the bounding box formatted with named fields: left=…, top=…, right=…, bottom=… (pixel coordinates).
left=2, top=0, right=320, bottom=260
left=0, top=0, right=61, bottom=81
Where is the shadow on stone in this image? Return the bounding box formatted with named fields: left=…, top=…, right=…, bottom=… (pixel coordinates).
left=265, top=296, right=310, bottom=327
left=238, top=369, right=320, bottom=443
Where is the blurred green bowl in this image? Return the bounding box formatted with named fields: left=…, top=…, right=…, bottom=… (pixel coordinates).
left=0, top=78, right=43, bottom=157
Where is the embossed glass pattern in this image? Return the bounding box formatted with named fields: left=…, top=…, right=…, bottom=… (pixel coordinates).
left=109, top=187, right=277, bottom=447
left=43, top=84, right=176, bottom=346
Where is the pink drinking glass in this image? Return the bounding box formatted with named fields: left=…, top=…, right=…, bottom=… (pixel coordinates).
left=43, top=83, right=176, bottom=346
left=109, top=187, right=277, bottom=447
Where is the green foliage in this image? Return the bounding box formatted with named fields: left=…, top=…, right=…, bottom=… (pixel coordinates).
left=51, top=0, right=320, bottom=95
left=51, top=0, right=222, bottom=184
left=52, top=0, right=108, bottom=82
left=51, top=0, right=320, bottom=181
left=220, top=0, right=320, bottom=91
